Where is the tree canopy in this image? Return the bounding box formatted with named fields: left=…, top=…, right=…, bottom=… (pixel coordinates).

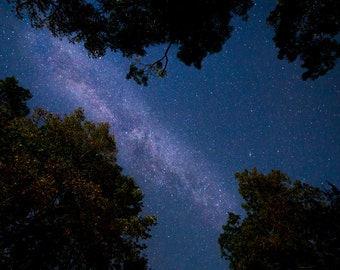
left=7, top=0, right=339, bottom=85
left=0, top=77, right=156, bottom=269
left=218, top=168, right=340, bottom=270
left=0, top=76, right=32, bottom=120
left=267, top=0, right=340, bottom=80
left=7, top=0, right=253, bottom=85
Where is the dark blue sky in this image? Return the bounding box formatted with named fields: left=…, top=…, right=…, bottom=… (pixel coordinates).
left=1, top=1, right=339, bottom=269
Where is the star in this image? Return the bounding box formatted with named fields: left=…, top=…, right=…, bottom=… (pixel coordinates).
left=1, top=1, right=339, bottom=269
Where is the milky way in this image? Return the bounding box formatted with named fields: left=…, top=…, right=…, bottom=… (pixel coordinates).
left=1, top=13, right=237, bottom=267
left=2, top=2, right=340, bottom=269
left=24, top=32, right=237, bottom=225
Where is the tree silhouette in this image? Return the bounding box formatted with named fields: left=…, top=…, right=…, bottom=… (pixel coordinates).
left=8, top=0, right=253, bottom=85
left=8, top=0, right=340, bottom=84
left=218, top=168, right=340, bottom=269
left=0, top=77, right=156, bottom=269
left=0, top=76, right=32, bottom=120
left=267, top=0, right=340, bottom=80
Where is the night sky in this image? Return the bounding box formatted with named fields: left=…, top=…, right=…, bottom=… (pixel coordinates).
left=1, top=1, right=339, bottom=269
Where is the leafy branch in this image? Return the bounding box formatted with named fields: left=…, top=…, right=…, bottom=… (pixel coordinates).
left=126, top=42, right=172, bottom=86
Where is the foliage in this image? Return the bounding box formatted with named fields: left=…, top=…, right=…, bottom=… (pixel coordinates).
left=126, top=43, right=171, bottom=86
left=0, top=78, right=156, bottom=269
left=8, top=0, right=340, bottom=84
left=267, top=0, right=340, bottom=80
left=218, top=168, right=340, bottom=270
left=0, top=76, right=32, bottom=120
left=7, top=0, right=253, bottom=85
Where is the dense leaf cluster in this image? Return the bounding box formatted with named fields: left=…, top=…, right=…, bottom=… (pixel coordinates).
left=268, top=0, right=340, bottom=80
left=219, top=169, right=340, bottom=270
left=7, top=0, right=340, bottom=84
left=8, top=0, right=253, bottom=85
left=0, top=78, right=156, bottom=269
left=0, top=76, right=32, bottom=119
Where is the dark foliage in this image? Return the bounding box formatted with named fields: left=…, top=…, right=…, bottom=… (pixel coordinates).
left=219, top=168, right=340, bottom=270
left=0, top=76, right=32, bottom=120
left=267, top=0, right=340, bottom=80
left=0, top=77, right=156, bottom=269
left=7, top=0, right=253, bottom=85
left=7, top=0, right=340, bottom=84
